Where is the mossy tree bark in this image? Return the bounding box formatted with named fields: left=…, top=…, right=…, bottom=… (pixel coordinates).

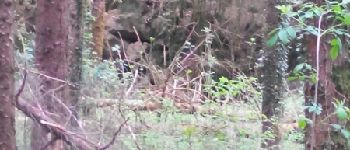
left=261, top=0, right=287, bottom=149
left=0, top=0, right=16, bottom=149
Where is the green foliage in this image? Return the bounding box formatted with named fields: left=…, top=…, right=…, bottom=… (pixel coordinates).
left=270, top=1, right=350, bottom=61
left=297, top=117, right=308, bottom=130
left=288, top=63, right=316, bottom=83
left=305, top=102, right=323, bottom=115
left=205, top=75, right=260, bottom=103
left=272, top=1, right=350, bottom=145
left=330, top=37, right=341, bottom=60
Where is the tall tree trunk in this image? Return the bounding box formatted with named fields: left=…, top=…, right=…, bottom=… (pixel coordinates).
left=67, top=0, right=84, bottom=116
left=261, top=0, right=287, bottom=149
left=304, top=1, right=337, bottom=149
left=0, top=0, right=16, bottom=150
left=92, top=0, right=105, bottom=58
left=304, top=35, right=336, bottom=150
left=31, top=0, right=82, bottom=150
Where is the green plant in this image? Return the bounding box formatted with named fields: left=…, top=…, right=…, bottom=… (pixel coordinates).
left=205, top=75, right=260, bottom=104
left=269, top=1, right=350, bottom=60
left=269, top=0, right=350, bottom=145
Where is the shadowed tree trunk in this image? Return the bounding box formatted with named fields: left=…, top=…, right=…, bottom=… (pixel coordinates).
left=303, top=1, right=338, bottom=149
left=92, top=0, right=105, bottom=58
left=67, top=0, right=84, bottom=116
left=31, top=0, right=82, bottom=149
left=304, top=35, right=336, bottom=150
left=0, top=0, right=16, bottom=149
left=261, top=0, right=287, bottom=149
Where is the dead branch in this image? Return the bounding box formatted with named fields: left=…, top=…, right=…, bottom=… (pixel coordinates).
left=16, top=70, right=141, bottom=150
left=99, top=119, right=129, bottom=150
left=15, top=70, right=97, bottom=149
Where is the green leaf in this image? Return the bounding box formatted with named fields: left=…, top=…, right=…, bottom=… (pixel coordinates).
left=288, top=76, right=299, bottom=81
left=336, top=105, right=348, bottom=120
left=329, top=38, right=341, bottom=60
left=293, top=63, right=305, bottom=73
left=286, top=26, right=297, bottom=40
left=304, top=26, right=318, bottom=35
left=183, top=126, right=196, bottom=138
left=341, top=13, right=350, bottom=25
left=310, top=73, right=317, bottom=84
left=341, top=129, right=350, bottom=139
left=332, top=5, right=342, bottom=13
left=276, top=5, right=292, bottom=14
left=215, top=131, right=227, bottom=141
left=219, top=77, right=229, bottom=83
left=278, top=29, right=290, bottom=44
left=304, top=12, right=314, bottom=18
left=307, top=103, right=323, bottom=115
left=267, top=33, right=278, bottom=47
left=298, top=119, right=307, bottom=129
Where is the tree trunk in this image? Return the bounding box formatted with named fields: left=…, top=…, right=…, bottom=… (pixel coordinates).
left=92, top=0, right=105, bottom=58
left=0, top=0, right=16, bottom=150
left=304, top=35, right=336, bottom=150
left=261, top=0, right=287, bottom=149
left=67, top=0, right=84, bottom=117
left=303, top=1, right=337, bottom=149
left=32, top=0, right=72, bottom=149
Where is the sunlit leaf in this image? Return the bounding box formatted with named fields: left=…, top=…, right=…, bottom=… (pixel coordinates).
left=336, top=105, right=348, bottom=120
left=332, top=5, right=342, bottom=13
left=288, top=76, right=299, bottom=81
left=298, top=119, right=307, bottom=129
left=219, top=77, right=229, bottom=83
left=341, top=13, right=350, bottom=25
left=276, top=5, right=292, bottom=14
left=329, top=38, right=341, bottom=60
left=183, top=126, right=196, bottom=138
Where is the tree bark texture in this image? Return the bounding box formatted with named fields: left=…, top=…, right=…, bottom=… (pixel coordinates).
left=304, top=1, right=338, bottom=149
left=92, top=0, right=105, bottom=58
left=261, top=0, right=287, bottom=149
left=0, top=0, right=16, bottom=149
left=67, top=0, right=84, bottom=115
left=32, top=0, right=72, bottom=149
left=304, top=35, right=337, bottom=150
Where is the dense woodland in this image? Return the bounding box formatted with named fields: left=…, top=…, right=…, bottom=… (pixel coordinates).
left=0, top=0, right=350, bottom=149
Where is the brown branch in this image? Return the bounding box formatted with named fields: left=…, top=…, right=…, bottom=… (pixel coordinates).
left=99, top=118, right=129, bottom=150
left=15, top=70, right=98, bottom=150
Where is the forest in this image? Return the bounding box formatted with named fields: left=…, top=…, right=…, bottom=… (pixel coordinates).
left=0, top=0, right=350, bottom=149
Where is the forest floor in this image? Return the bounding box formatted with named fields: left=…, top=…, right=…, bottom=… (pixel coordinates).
left=15, top=84, right=305, bottom=150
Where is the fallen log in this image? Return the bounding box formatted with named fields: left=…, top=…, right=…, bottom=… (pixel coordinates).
left=15, top=70, right=98, bottom=150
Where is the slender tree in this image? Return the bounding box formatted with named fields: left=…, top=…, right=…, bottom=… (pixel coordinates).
left=0, top=0, right=16, bottom=150
left=261, top=0, right=287, bottom=149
